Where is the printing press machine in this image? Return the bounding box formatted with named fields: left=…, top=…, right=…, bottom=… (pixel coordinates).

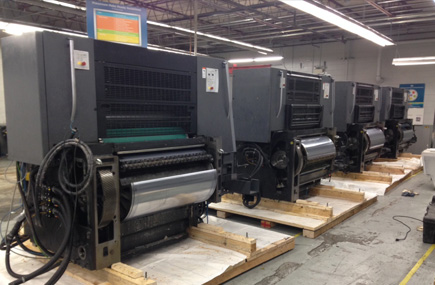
left=224, top=68, right=336, bottom=207
left=380, top=87, right=416, bottom=158
left=0, top=31, right=236, bottom=282
left=334, top=82, right=385, bottom=173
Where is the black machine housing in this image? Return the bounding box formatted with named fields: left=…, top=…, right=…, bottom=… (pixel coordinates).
left=1, top=32, right=235, bottom=270
left=224, top=68, right=336, bottom=204
left=334, top=82, right=385, bottom=173
left=380, top=87, right=416, bottom=158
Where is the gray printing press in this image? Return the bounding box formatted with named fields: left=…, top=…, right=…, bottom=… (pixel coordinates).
left=0, top=31, right=417, bottom=283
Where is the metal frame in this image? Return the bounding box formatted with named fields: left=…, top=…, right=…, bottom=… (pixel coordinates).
left=1, top=0, right=435, bottom=54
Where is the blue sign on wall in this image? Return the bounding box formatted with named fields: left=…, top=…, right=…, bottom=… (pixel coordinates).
left=399, top=83, right=425, bottom=108
left=86, top=0, right=147, bottom=47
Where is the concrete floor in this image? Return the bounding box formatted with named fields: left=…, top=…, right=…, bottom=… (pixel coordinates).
left=0, top=157, right=434, bottom=284
left=224, top=172, right=435, bottom=285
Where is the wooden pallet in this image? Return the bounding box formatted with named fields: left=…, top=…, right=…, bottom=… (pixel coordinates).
left=326, top=155, right=422, bottom=196
left=209, top=186, right=377, bottom=239
left=2, top=218, right=294, bottom=285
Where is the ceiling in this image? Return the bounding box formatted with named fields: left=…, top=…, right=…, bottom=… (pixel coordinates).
left=1, top=0, right=435, bottom=54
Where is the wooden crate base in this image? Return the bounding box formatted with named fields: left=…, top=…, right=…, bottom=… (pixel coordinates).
left=324, top=155, right=422, bottom=196
left=1, top=217, right=294, bottom=285
left=210, top=186, right=377, bottom=239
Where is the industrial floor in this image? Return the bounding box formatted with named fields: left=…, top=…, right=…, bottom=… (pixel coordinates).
left=0, top=157, right=434, bottom=285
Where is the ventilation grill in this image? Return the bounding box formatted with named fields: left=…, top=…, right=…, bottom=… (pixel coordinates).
left=390, top=105, right=405, bottom=120
left=354, top=105, right=375, bottom=123
left=103, top=66, right=192, bottom=102
left=392, top=91, right=404, bottom=105
left=285, top=104, right=323, bottom=129
left=286, top=76, right=321, bottom=104
left=355, top=86, right=374, bottom=105
left=97, top=64, right=196, bottom=139
left=100, top=103, right=194, bottom=137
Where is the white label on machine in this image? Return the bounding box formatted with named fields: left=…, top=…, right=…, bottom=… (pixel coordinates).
left=202, top=67, right=206, bottom=78
left=73, top=50, right=90, bottom=70
left=206, top=68, right=219, bottom=93
left=323, top=83, right=330, bottom=99
left=374, top=89, right=379, bottom=101
left=280, top=76, right=286, bottom=89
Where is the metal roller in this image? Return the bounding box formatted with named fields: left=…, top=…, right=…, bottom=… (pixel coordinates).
left=119, top=148, right=212, bottom=170
left=399, top=124, right=414, bottom=143
left=300, top=136, right=336, bottom=162
left=124, top=169, right=217, bottom=220
left=366, top=128, right=385, bottom=150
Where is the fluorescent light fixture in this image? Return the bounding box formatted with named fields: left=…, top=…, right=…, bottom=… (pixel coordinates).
left=0, top=21, right=87, bottom=37
left=228, top=56, right=283, bottom=64
left=254, top=56, right=284, bottom=62
left=279, top=0, right=394, bottom=47
left=228, top=58, right=255, bottom=64
left=147, top=20, right=273, bottom=53
left=42, top=0, right=85, bottom=10
left=392, top=57, right=435, bottom=66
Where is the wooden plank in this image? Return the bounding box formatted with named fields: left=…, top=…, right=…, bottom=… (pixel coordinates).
left=333, top=171, right=393, bottom=184
left=217, top=210, right=232, bottom=219
left=375, top=157, right=398, bottom=162
left=365, top=164, right=405, bottom=175
left=309, top=185, right=365, bottom=202
left=187, top=224, right=257, bottom=255
left=22, top=241, right=156, bottom=285
left=222, top=193, right=333, bottom=220
left=303, top=195, right=378, bottom=238
left=399, top=153, right=421, bottom=159
left=204, top=237, right=295, bottom=285
left=111, top=263, right=144, bottom=279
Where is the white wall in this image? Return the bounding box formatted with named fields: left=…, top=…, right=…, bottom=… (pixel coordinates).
left=216, top=39, right=435, bottom=125
left=0, top=46, right=5, bottom=125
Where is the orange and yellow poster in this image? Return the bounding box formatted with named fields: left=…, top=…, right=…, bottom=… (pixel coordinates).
left=95, top=10, right=141, bottom=45
left=87, top=0, right=147, bottom=47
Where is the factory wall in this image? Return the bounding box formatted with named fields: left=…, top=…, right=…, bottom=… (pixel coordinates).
left=216, top=39, right=435, bottom=126
left=0, top=46, right=5, bottom=125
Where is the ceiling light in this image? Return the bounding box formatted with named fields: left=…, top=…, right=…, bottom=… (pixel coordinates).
left=42, top=0, right=85, bottom=10
left=147, top=20, right=273, bottom=53
left=0, top=22, right=43, bottom=36
left=228, top=56, right=283, bottom=64
left=392, top=57, right=435, bottom=66
left=228, top=58, right=255, bottom=64
left=254, top=56, right=283, bottom=62
left=279, top=0, right=394, bottom=47
left=0, top=21, right=86, bottom=37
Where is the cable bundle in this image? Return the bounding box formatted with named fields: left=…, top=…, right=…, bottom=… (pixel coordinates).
left=0, top=139, right=93, bottom=284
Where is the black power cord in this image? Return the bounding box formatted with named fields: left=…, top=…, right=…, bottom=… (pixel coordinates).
left=393, top=215, right=423, bottom=241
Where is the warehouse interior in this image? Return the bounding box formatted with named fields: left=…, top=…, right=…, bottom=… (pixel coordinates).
left=0, top=0, right=434, bottom=284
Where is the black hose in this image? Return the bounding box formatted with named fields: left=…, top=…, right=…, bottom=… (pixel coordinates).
left=35, top=139, right=93, bottom=196
left=6, top=196, right=72, bottom=284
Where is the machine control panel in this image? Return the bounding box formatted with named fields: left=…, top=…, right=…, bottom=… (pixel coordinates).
left=206, top=68, right=219, bottom=93
left=74, top=50, right=90, bottom=70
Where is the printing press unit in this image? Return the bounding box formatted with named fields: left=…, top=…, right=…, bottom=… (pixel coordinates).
left=380, top=87, right=416, bottom=158
left=0, top=31, right=236, bottom=282
left=224, top=68, right=336, bottom=207
left=334, top=82, right=385, bottom=173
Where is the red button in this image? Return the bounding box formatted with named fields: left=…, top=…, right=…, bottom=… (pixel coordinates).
left=81, top=62, right=86, bottom=66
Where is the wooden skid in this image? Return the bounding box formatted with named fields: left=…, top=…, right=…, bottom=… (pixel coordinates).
left=210, top=188, right=377, bottom=239
left=333, top=171, right=393, bottom=183
left=21, top=221, right=293, bottom=285
left=205, top=237, right=295, bottom=285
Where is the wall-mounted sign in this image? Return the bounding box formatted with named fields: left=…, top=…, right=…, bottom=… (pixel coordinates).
left=400, top=83, right=425, bottom=108
left=400, top=83, right=425, bottom=125
left=86, top=0, right=147, bottom=47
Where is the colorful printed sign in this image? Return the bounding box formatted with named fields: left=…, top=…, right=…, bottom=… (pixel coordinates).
left=87, top=0, right=147, bottom=47
left=399, top=83, right=425, bottom=108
